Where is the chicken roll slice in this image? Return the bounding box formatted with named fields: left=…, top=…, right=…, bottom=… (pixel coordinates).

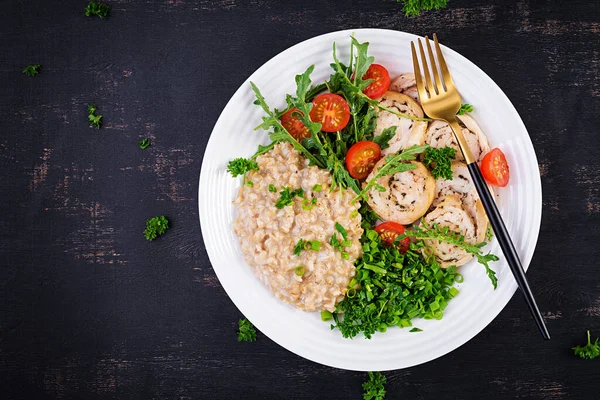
left=389, top=73, right=419, bottom=102
left=374, top=91, right=428, bottom=156
left=422, top=194, right=477, bottom=268
left=433, top=161, right=488, bottom=244
left=424, top=115, right=491, bottom=162
left=365, top=160, right=435, bottom=225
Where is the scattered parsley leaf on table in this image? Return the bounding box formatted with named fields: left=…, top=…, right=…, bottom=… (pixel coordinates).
left=87, top=104, right=102, bottom=129
left=227, top=158, right=258, bottom=178
left=144, top=216, right=169, bottom=241
left=85, top=1, right=111, bottom=19
left=457, top=103, right=474, bottom=115
left=398, top=0, right=448, bottom=17
left=362, top=372, right=386, bottom=400
left=138, top=138, right=151, bottom=149
left=423, top=146, right=457, bottom=180
left=237, top=319, right=257, bottom=342
left=572, top=330, right=600, bottom=360
left=23, top=64, right=42, bottom=76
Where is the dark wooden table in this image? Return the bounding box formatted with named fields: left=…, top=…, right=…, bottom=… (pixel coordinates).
left=1, top=0, right=600, bottom=398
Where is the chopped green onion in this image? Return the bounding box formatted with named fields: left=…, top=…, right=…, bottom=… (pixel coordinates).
left=321, top=310, right=333, bottom=321
left=302, top=197, right=317, bottom=210
left=449, top=287, right=459, bottom=297
left=312, top=184, right=322, bottom=192
left=294, top=266, right=305, bottom=276
left=347, top=288, right=356, bottom=298
left=350, top=210, right=359, bottom=218
left=341, top=252, right=350, bottom=260
left=455, top=274, right=464, bottom=283
left=409, top=327, right=423, bottom=332
left=246, top=180, right=254, bottom=187
left=269, top=184, right=277, bottom=192
left=310, top=240, right=321, bottom=251
left=341, top=239, right=352, bottom=247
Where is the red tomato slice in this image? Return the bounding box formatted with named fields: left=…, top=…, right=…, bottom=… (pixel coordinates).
left=362, top=64, right=391, bottom=99
left=481, top=148, right=510, bottom=187
left=375, top=222, right=410, bottom=253
left=309, top=93, right=351, bottom=132
left=281, top=107, right=311, bottom=141
left=345, top=141, right=381, bottom=180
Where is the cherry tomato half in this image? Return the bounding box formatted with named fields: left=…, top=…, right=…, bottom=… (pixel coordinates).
left=375, top=222, right=410, bottom=253
left=362, top=64, right=391, bottom=99
left=281, top=107, right=311, bottom=141
left=481, top=148, right=510, bottom=187
left=309, top=93, right=351, bottom=132
left=345, top=141, right=381, bottom=180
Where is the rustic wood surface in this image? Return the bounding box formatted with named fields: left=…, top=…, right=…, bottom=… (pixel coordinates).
left=1, top=0, right=600, bottom=398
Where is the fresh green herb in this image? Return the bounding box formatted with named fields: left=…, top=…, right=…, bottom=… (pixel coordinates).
left=457, top=103, right=474, bottom=115
left=227, top=158, right=258, bottom=178
left=252, top=142, right=276, bottom=159
left=423, top=146, right=457, bottom=180
left=294, top=239, right=322, bottom=256
left=85, top=1, right=110, bottom=18
left=372, top=126, right=396, bottom=150
left=87, top=104, right=102, bottom=129
left=294, top=266, right=306, bottom=277
left=331, top=229, right=459, bottom=339
left=572, top=330, right=600, bottom=360
left=144, top=216, right=169, bottom=241
left=321, top=310, right=333, bottom=321
left=268, top=184, right=277, bottom=193
left=312, top=184, right=322, bottom=192
left=246, top=180, right=254, bottom=187
left=398, top=0, right=448, bottom=17
left=354, top=145, right=428, bottom=202
left=138, top=138, right=151, bottom=149
left=362, top=372, right=386, bottom=400
left=237, top=318, right=257, bottom=342
left=350, top=210, right=359, bottom=218
left=401, top=221, right=499, bottom=289
left=409, top=327, right=423, bottom=332
left=486, top=225, right=494, bottom=242
left=359, top=203, right=381, bottom=231
left=275, top=186, right=304, bottom=209
left=23, top=64, right=42, bottom=77
left=302, top=197, right=317, bottom=210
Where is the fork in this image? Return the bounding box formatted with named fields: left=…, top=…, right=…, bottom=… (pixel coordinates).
left=411, top=34, right=550, bottom=340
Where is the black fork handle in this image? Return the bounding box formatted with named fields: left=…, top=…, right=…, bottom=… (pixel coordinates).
left=467, top=162, right=550, bottom=340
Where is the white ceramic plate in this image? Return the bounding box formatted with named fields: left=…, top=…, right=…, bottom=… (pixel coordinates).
left=199, top=29, right=541, bottom=371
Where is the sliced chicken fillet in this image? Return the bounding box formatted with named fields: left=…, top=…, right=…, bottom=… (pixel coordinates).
left=424, top=115, right=491, bottom=162
left=374, top=91, right=427, bottom=156
left=389, top=73, right=419, bottom=102
left=365, top=160, right=435, bottom=225
left=433, top=161, right=488, bottom=244
left=422, top=194, right=477, bottom=268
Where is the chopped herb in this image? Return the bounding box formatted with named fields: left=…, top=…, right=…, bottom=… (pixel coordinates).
left=486, top=225, right=494, bottom=241
left=87, top=104, right=102, bottom=129
left=398, top=0, right=448, bottom=17
left=275, top=186, right=304, bottom=209
left=372, top=126, right=396, bottom=151
left=138, top=138, right=151, bottom=149
left=409, top=327, right=423, bottom=332
left=268, top=184, right=277, bottom=193
left=294, top=266, right=305, bottom=277
left=457, top=103, right=474, bottom=115
left=246, top=180, right=254, bottom=188
left=362, top=372, right=386, bottom=400
left=312, top=184, right=323, bottom=192
left=302, top=197, right=317, bottom=210
left=321, top=310, right=333, bottom=321
left=237, top=318, right=257, bottom=342
left=144, top=216, right=169, bottom=241
left=294, top=239, right=321, bottom=256
left=227, top=158, right=258, bottom=178
left=423, top=146, right=457, bottom=180
left=85, top=1, right=110, bottom=18
left=572, top=330, right=600, bottom=360
left=23, top=64, right=41, bottom=76
left=350, top=210, right=359, bottom=218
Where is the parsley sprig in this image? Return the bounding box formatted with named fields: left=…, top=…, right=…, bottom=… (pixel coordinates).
left=237, top=318, right=257, bottom=342
left=23, top=64, right=42, bottom=77
left=362, top=371, right=386, bottom=400
left=572, top=330, right=600, bottom=360
left=275, top=187, right=304, bottom=209
left=227, top=158, right=258, bottom=178
left=423, top=146, right=457, bottom=180
left=144, top=216, right=169, bottom=241
left=399, top=0, right=448, bottom=17
left=85, top=1, right=110, bottom=19
left=401, top=221, right=499, bottom=289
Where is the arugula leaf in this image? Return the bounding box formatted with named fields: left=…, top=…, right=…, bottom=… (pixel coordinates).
left=252, top=142, right=276, bottom=159
left=362, top=372, right=386, bottom=400
left=85, top=1, right=110, bottom=18
left=398, top=0, right=448, bottom=17
left=457, top=103, right=474, bottom=115
left=87, top=104, right=102, bottom=129
left=401, top=221, right=499, bottom=289
left=227, top=158, right=258, bottom=178
left=237, top=318, right=257, bottom=342
left=371, top=126, right=396, bottom=150
left=23, top=64, right=41, bottom=77
left=423, top=146, right=457, bottom=180
left=144, top=216, right=169, bottom=241
left=353, top=144, right=428, bottom=202
left=572, top=330, right=600, bottom=360
left=138, top=138, right=151, bottom=149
